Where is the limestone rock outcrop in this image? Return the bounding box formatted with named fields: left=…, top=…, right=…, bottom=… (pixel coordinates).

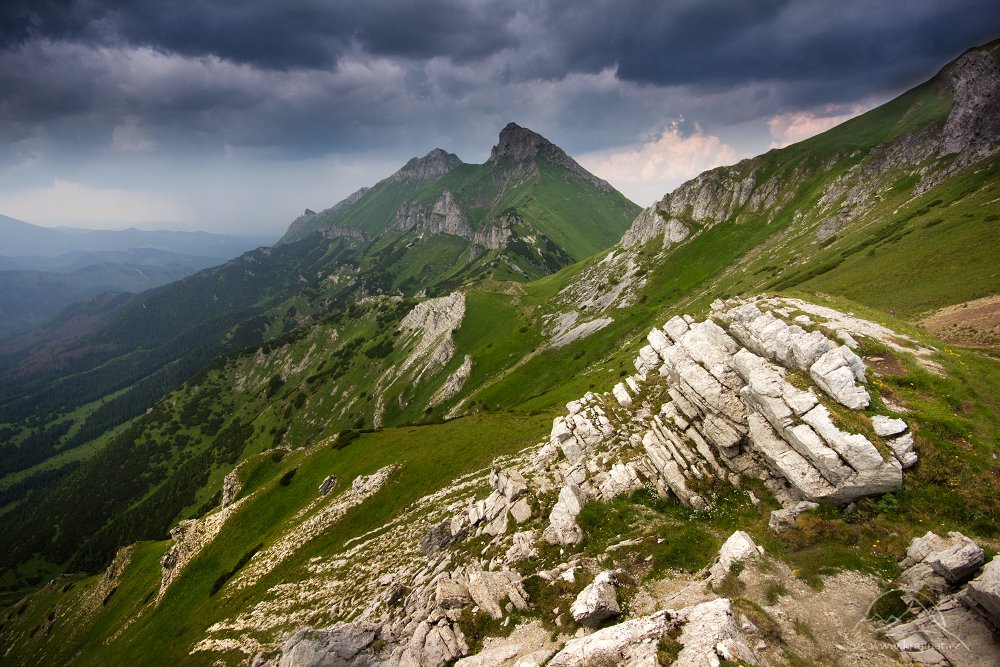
left=398, top=292, right=466, bottom=386
left=489, top=122, right=613, bottom=192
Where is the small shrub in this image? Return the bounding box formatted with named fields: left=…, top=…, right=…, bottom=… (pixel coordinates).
left=279, top=468, right=298, bottom=486
left=364, top=339, right=393, bottom=359
left=792, top=617, right=815, bottom=641
left=764, top=581, right=789, bottom=605
left=715, top=570, right=745, bottom=597
left=266, top=374, right=285, bottom=398
left=657, top=626, right=683, bottom=665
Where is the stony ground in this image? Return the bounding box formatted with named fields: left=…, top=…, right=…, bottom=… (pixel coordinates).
left=921, top=294, right=1000, bottom=349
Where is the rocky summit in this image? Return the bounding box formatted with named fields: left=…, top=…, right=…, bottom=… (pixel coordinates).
left=2, top=39, right=999, bottom=667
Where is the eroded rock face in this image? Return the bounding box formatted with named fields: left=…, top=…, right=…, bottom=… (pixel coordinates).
left=222, top=469, right=242, bottom=508
left=397, top=292, right=466, bottom=387
left=620, top=205, right=690, bottom=249
left=940, top=50, right=1000, bottom=157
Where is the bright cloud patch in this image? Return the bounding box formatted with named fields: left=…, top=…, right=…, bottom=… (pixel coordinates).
left=579, top=123, right=742, bottom=205
left=767, top=105, right=871, bottom=148
left=111, top=118, right=158, bottom=154
left=0, top=180, right=190, bottom=226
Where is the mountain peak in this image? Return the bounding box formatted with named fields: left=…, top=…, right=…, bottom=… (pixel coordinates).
left=489, top=122, right=613, bottom=192
left=490, top=122, right=557, bottom=162
left=389, top=148, right=463, bottom=183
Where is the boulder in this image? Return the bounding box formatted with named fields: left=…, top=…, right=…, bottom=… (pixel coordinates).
left=570, top=571, right=620, bottom=627
left=925, top=536, right=985, bottom=584
left=509, top=497, right=533, bottom=524
left=901, top=531, right=984, bottom=585
left=278, top=622, right=380, bottom=667
left=871, top=415, right=908, bottom=438
left=435, top=574, right=472, bottom=610
left=635, top=345, right=662, bottom=374
left=547, top=611, right=673, bottom=667
left=674, top=598, right=759, bottom=667
left=887, top=432, right=918, bottom=468
left=402, top=615, right=468, bottom=667
left=647, top=328, right=673, bottom=357
left=612, top=382, right=633, bottom=407
left=490, top=468, right=528, bottom=502
left=663, top=315, right=690, bottom=342
left=768, top=501, right=819, bottom=534
left=708, top=531, right=762, bottom=585
left=550, top=417, right=574, bottom=444
left=420, top=519, right=463, bottom=556
left=464, top=562, right=530, bottom=619
left=505, top=530, right=539, bottom=563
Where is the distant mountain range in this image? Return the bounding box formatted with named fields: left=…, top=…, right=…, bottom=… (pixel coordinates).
left=0, top=216, right=275, bottom=338
left=0, top=216, right=275, bottom=259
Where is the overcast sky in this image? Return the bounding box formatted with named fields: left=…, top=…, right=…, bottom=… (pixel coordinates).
left=0, top=1, right=997, bottom=235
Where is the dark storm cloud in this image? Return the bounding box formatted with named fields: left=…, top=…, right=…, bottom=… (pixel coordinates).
left=1, top=0, right=520, bottom=70
left=7, top=1, right=998, bottom=82
left=1, top=0, right=999, bottom=161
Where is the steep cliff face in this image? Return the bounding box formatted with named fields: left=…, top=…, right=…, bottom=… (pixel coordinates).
left=622, top=44, right=999, bottom=254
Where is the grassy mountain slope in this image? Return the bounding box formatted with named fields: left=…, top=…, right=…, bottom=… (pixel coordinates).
left=0, top=125, right=638, bottom=582
left=1, top=42, right=999, bottom=666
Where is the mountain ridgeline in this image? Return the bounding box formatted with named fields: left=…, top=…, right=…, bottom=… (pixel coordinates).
left=1, top=42, right=1000, bottom=667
